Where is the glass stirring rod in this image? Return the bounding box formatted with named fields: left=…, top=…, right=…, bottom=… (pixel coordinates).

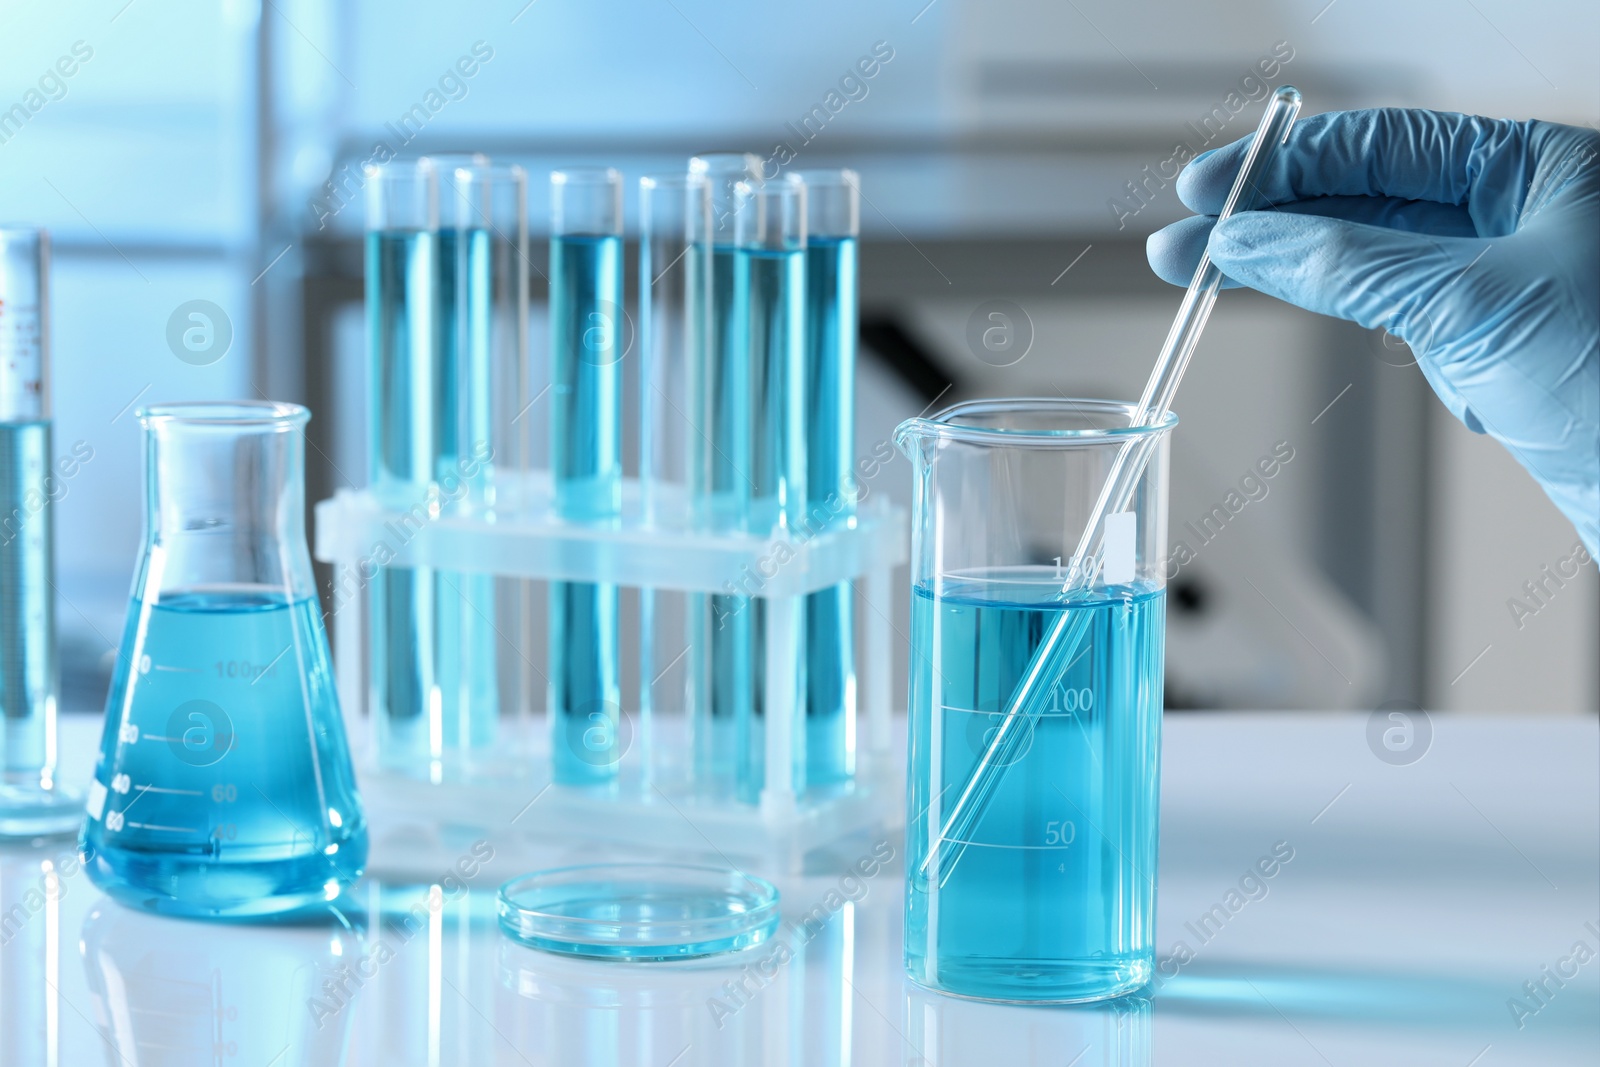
left=921, top=86, right=1303, bottom=886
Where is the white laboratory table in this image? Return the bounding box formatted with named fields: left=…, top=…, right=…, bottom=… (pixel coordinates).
left=2, top=712, right=1595, bottom=1066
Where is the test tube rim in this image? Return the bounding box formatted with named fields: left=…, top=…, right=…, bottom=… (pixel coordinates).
left=363, top=159, right=438, bottom=231
left=896, top=396, right=1177, bottom=451
left=550, top=166, right=623, bottom=186
left=442, top=160, right=528, bottom=184
left=639, top=171, right=709, bottom=191
left=442, top=161, right=528, bottom=234
left=783, top=167, right=860, bottom=186
left=417, top=151, right=492, bottom=171
left=734, top=178, right=806, bottom=248
left=550, top=167, right=624, bottom=236
left=687, top=152, right=764, bottom=178
left=137, top=399, right=310, bottom=431
left=785, top=167, right=860, bottom=237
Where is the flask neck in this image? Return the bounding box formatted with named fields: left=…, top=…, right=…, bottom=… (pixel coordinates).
left=137, top=403, right=316, bottom=602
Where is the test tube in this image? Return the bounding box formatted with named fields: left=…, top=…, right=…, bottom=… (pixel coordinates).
left=734, top=177, right=807, bottom=802
left=686, top=153, right=760, bottom=793
left=438, top=160, right=530, bottom=753
left=790, top=169, right=859, bottom=788
left=638, top=173, right=711, bottom=773
left=365, top=161, right=439, bottom=776
left=366, top=158, right=510, bottom=779
left=548, top=168, right=624, bottom=785
left=0, top=226, right=78, bottom=836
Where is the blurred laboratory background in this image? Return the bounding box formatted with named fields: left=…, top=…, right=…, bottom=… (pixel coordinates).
left=3, top=0, right=1594, bottom=717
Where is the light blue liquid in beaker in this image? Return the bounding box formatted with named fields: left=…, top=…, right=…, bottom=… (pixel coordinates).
left=906, top=570, right=1163, bottom=1002
left=800, top=234, right=857, bottom=789
left=80, top=590, right=367, bottom=919
left=549, top=232, right=623, bottom=784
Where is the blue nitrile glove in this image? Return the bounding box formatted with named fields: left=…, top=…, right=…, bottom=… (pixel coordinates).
left=1147, top=109, right=1599, bottom=555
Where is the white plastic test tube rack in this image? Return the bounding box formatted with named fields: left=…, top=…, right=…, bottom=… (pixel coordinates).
left=313, top=472, right=906, bottom=875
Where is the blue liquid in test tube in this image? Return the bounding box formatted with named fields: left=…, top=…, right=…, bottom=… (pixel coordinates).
left=365, top=159, right=522, bottom=779
left=735, top=178, right=807, bottom=802
left=688, top=155, right=759, bottom=794
left=791, top=170, right=859, bottom=788
left=548, top=169, right=624, bottom=785
left=432, top=222, right=500, bottom=739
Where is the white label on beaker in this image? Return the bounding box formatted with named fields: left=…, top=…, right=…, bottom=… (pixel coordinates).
left=1102, top=511, right=1136, bottom=585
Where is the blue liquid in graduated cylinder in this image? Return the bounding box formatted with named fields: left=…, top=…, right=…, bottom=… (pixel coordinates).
left=549, top=234, right=623, bottom=784
left=0, top=422, right=54, bottom=784
left=801, top=236, right=856, bottom=788
left=367, top=228, right=499, bottom=775
left=905, top=573, right=1164, bottom=1001
left=696, top=244, right=752, bottom=793
left=738, top=244, right=805, bottom=802
left=80, top=592, right=367, bottom=919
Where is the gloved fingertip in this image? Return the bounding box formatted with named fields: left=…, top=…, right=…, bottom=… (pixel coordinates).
left=1175, top=154, right=1218, bottom=212
left=1209, top=212, right=1283, bottom=255
left=1145, top=215, right=1216, bottom=287
left=1144, top=231, right=1187, bottom=287
left=1175, top=140, right=1249, bottom=213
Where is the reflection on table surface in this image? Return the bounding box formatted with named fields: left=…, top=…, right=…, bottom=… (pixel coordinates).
left=2, top=712, right=1595, bottom=1065
left=3, top=862, right=1153, bottom=1067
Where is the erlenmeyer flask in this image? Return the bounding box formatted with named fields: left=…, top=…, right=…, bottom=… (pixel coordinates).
left=79, top=401, right=367, bottom=919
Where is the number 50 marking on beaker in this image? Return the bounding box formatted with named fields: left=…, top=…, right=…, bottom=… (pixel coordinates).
left=166, top=699, right=236, bottom=768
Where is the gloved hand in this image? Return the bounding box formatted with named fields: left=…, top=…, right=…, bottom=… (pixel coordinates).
left=1147, top=108, right=1598, bottom=554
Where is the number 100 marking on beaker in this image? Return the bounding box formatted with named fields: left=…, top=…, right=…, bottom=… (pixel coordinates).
left=1047, top=684, right=1094, bottom=716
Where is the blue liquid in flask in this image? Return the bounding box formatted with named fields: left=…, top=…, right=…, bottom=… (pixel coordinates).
left=549, top=232, right=623, bottom=784
left=905, top=572, right=1163, bottom=1002
left=80, top=590, right=368, bottom=919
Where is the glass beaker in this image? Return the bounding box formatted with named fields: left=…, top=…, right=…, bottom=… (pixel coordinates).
left=79, top=402, right=368, bottom=919
left=894, top=398, right=1175, bottom=1003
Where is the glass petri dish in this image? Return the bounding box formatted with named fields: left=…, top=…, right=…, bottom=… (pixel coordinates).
left=497, top=863, right=780, bottom=961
